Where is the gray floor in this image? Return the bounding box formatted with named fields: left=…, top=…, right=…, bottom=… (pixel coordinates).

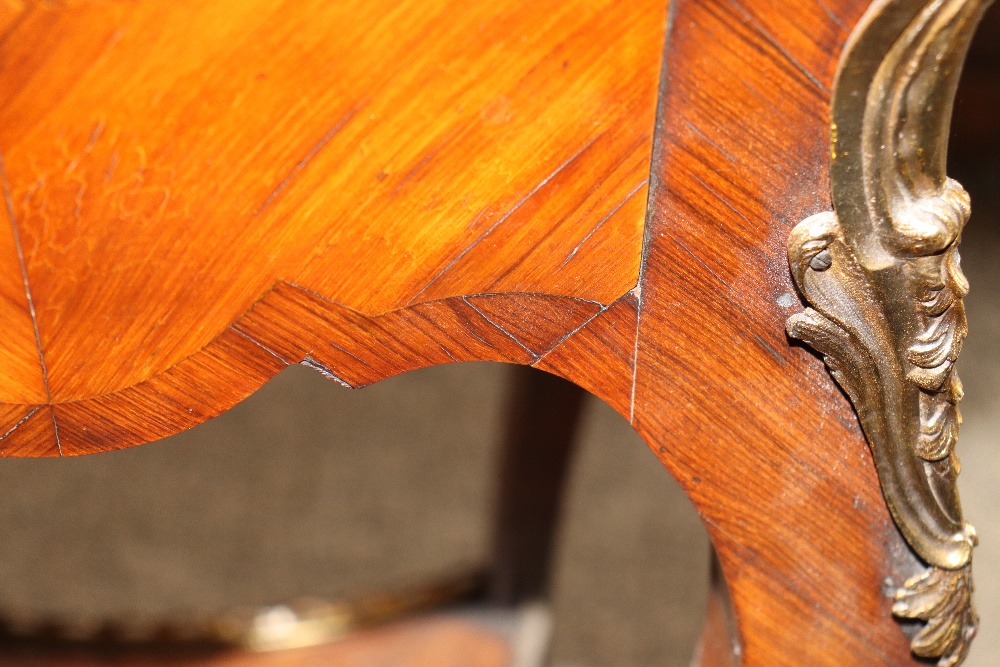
left=0, top=164, right=994, bottom=666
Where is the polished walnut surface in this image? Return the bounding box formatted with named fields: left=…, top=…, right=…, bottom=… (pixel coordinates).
left=0, top=0, right=962, bottom=665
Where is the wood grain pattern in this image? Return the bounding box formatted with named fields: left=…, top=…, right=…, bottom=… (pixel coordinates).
left=42, top=288, right=605, bottom=454
left=630, top=1, right=923, bottom=663
left=0, top=0, right=968, bottom=664
left=0, top=188, right=47, bottom=405
left=0, top=402, right=54, bottom=457
left=534, top=291, right=639, bottom=418
left=0, top=0, right=664, bottom=411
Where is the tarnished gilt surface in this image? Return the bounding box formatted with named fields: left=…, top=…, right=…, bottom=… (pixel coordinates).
left=787, top=0, right=993, bottom=663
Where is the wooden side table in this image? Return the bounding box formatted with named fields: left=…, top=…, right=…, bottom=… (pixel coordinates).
left=0, top=0, right=992, bottom=664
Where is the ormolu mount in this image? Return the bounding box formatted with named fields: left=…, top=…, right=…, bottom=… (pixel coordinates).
left=786, top=0, right=993, bottom=664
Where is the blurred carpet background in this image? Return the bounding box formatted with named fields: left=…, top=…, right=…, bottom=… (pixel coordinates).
left=950, top=158, right=1000, bottom=667
left=0, top=360, right=710, bottom=667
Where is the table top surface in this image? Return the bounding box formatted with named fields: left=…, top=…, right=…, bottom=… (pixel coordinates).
left=0, top=0, right=666, bottom=454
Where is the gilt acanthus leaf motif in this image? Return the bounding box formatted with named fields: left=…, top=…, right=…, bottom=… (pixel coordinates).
left=785, top=0, right=992, bottom=664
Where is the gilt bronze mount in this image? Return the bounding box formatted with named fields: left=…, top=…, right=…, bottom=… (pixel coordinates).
left=786, top=0, right=993, bottom=664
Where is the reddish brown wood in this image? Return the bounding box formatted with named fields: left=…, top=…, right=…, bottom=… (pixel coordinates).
left=0, top=402, right=54, bottom=457
left=627, top=1, right=921, bottom=664
left=0, top=0, right=662, bottom=414
left=47, top=288, right=604, bottom=453
left=534, top=292, right=639, bottom=418
left=0, top=0, right=963, bottom=664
